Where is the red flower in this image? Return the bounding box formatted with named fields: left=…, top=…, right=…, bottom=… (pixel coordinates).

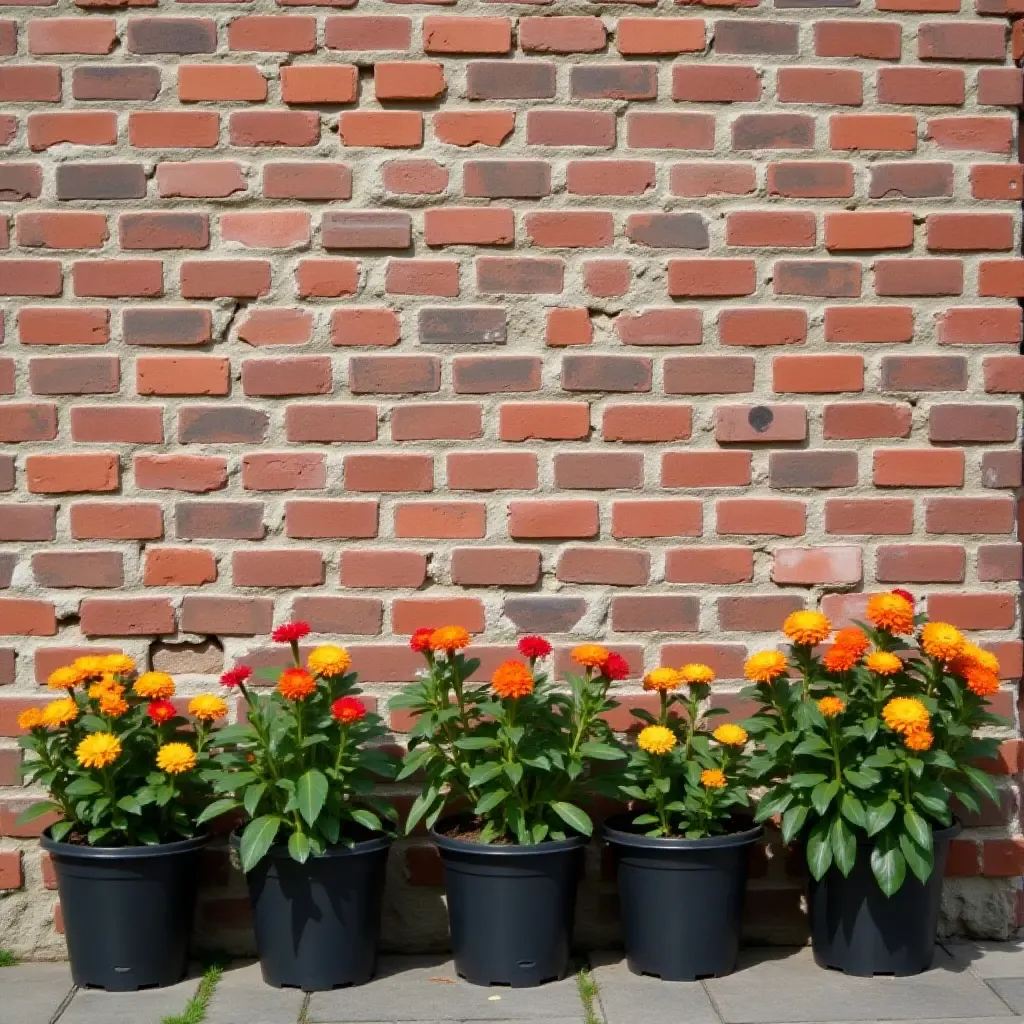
left=410, top=627, right=434, bottom=653
left=331, top=696, right=367, bottom=724
left=272, top=621, right=311, bottom=644
left=147, top=700, right=176, bottom=724
left=891, top=588, right=915, bottom=607
left=602, top=652, right=630, bottom=681
left=518, top=635, right=552, bottom=660
left=220, top=665, right=252, bottom=688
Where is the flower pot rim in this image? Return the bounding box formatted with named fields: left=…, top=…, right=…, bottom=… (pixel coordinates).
left=227, top=827, right=394, bottom=859
left=849, top=818, right=961, bottom=847
left=40, top=828, right=210, bottom=859
left=602, top=812, right=764, bottom=851
left=430, top=814, right=589, bottom=855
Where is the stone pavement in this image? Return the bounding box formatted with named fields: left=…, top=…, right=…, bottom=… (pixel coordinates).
left=4, top=942, right=1024, bottom=1024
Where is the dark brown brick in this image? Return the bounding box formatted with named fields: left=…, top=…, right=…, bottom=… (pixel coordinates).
left=453, top=356, right=541, bottom=393
left=73, top=66, right=161, bottom=102
left=770, top=451, right=859, bottom=488
left=123, top=307, right=212, bottom=347
left=869, top=162, right=955, bottom=199
left=419, top=307, right=507, bottom=345
left=175, top=501, right=265, bottom=540
left=571, top=64, right=658, bottom=100
left=880, top=355, right=967, bottom=392
left=321, top=211, right=411, bottom=250
left=56, top=163, right=146, bottom=201
left=625, top=213, right=709, bottom=249
left=774, top=260, right=861, bottom=297
left=179, top=595, right=273, bottom=635
left=467, top=61, right=556, bottom=100
left=503, top=596, right=587, bottom=633
left=32, top=552, right=123, bottom=589
left=178, top=406, right=269, bottom=444
left=561, top=354, right=653, bottom=392
left=29, top=356, right=119, bottom=396
left=464, top=161, right=551, bottom=199
left=127, top=18, right=217, bottom=55
left=120, top=212, right=209, bottom=250
left=733, top=114, right=814, bottom=150
left=715, top=20, right=800, bottom=55
left=349, top=355, right=441, bottom=395
left=0, top=164, right=43, bottom=202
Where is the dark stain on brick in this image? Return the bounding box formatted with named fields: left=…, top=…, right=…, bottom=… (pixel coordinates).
left=467, top=61, right=557, bottom=100
left=123, top=307, right=212, bottom=347
left=0, top=553, right=15, bottom=589
left=571, top=64, right=658, bottom=100
left=453, top=356, right=542, bottom=393
left=56, top=163, right=147, bottom=201
left=419, top=307, right=507, bottom=345
left=880, top=355, right=968, bottom=392
left=126, top=18, right=217, bottom=55
left=464, top=161, right=551, bottom=199
left=561, top=354, right=653, bottom=393
left=733, top=114, right=814, bottom=150
left=175, top=502, right=266, bottom=540
left=503, top=596, right=588, bottom=633
left=749, top=406, right=774, bottom=433
left=626, top=213, right=709, bottom=249
left=0, top=164, right=42, bottom=202
left=29, top=357, right=119, bottom=396
left=0, top=404, right=57, bottom=442
left=178, top=406, right=270, bottom=444
left=0, top=456, right=13, bottom=492
left=73, top=66, right=162, bottom=102
left=321, top=211, right=412, bottom=250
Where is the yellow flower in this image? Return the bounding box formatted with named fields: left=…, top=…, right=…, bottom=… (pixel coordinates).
left=41, top=698, right=78, bottom=728
left=72, top=656, right=107, bottom=679
left=643, top=668, right=681, bottom=693
left=883, top=697, right=930, bottom=736
left=188, top=694, right=228, bottom=722
left=921, top=622, right=965, bottom=663
left=904, top=727, right=934, bottom=752
left=156, top=742, right=197, bottom=775
left=88, top=676, right=119, bottom=700
left=679, top=663, right=715, bottom=685
left=100, top=654, right=135, bottom=676
left=865, top=651, right=903, bottom=677
left=783, top=610, right=832, bottom=647
left=76, top=732, right=121, bottom=769
left=701, top=768, right=727, bottom=789
left=134, top=672, right=175, bottom=700
left=428, top=626, right=472, bottom=653
left=307, top=645, right=351, bottom=678
left=637, top=725, right=676, bottom=755
left=744, top=650, right=789, bottom=683
left=98, top=691, right=129, bottom=718
left=17, top=707, right=43, bottom=731
left=817, top=696, right=846, bottom=718
left=866, top=593, right=915, bottom=635
left=572, top=644, right=610, bottom=669
left=47, top=666, right=81, bottom=691
left=713, top=723, right=748, bottom=747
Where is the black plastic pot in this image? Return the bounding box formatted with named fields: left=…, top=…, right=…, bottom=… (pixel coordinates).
left=431, top=817, right=587, bottom=987
left=603, top=814, right=764, bottom=981
left=232, top=829, right=392, bottom=991
left=808, top=821, right=961, bottom=977
left=41, top=829, right=208, bottom=991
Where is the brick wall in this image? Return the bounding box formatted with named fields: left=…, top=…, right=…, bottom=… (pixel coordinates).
left=1, top=0, right=1023, bottom=957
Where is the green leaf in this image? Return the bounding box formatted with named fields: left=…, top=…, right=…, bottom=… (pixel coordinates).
left=454, top=737, right=501, bottom=750
left=811, top=780, right=840, bottom=817
left=864, top=797, right=897, bottom=836
left=806, top=820, right=833, bottom=880
left=904, top=807, right=933, bottom=851
left=781, top=803, right=809, bottom=844
left=239, top=815, right=281, bottom=872
left=964, top=766, right=999, bottom=805
left=116, top=795, right=142, bottom=816
left=243, top=783, right=266, bottom=818
left=870, top=833, right=906, bottom=896
left=551, top=801, right=592, bottom=837
left=196, top=798, right=241, bottom=827
left=349, top=808, right=382, bottom=834
left=843, top=767, right=881, bottom=790
left=15, top=800, right=58, bottom=825
left=65, top=778, right=102, bottom=797
left=503, top=762, right=523, bottom=786
left=296, top=769, right=328, bottom=827
left=755, top=788, right=793, bottom=822
left=830, top=816, right=856, bottom=877
left=474, top=789, right=507, bottom=815
left=791, top=773, right=829, bottom=789
left=900, top=832, right=934, bottom=884
left=467, top=762, right=503, bottom=788
left=840, top=793, right=867, bottom=829
left=288, top=831, right=311, bottom=864
left=404, top=787, right=440, bottom=836
left=793, top=736, right=831, bottom=756
left=50, top=821, right=73, bottom=842
left=579, top=741, right=624, bottom=761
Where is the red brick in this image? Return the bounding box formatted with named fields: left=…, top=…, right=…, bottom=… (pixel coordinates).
left=663, top=451, right=751, bottom=488
left=773, top=546, right=862, bottom=585
left=342, top=550, right=428, bottom=589
left=508, top=499, right=598, bottom=539
left=557, top=547, right=649, bottom=586
left=391, top=598, right=485, bottom=634
left=80, top=598, right=175, bottom=636
left=717, top=498, right=806, bottom=537
left=447, top=452, right=538, bottom=491
left=394, top=502, right=486, bottom=539
left=281, top=65, right=357, bottom=104
left=144, top=547, right=217, bottom=587
left=233, top=549, right=324, bottom=588
left=826, top=498, right=914, bottom=536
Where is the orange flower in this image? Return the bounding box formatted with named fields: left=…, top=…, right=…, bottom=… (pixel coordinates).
left=961, top=664, right=999, bottom=698
left=98, top=690, right=129, bottom=718
left=866, top=593, right=915, bottom=635
left=134, top=672, right=175, bottom=700
left=491, top=660, right=535, bottom=700
left=951, top=642, right=1000, bottom=679
left=643, top=668, right=681, bottom=693
left=823, top=645, right=860, bottom=673
left=904, top=727, right=934, bottom=752
left=17, top=708, right=43, bottom=731
left=834, top=627, right=870, bottom=658
left=865, top=651, right=903, bottom=677
left=188, top=695, right=228, bottom=722
left=678, top=663, right=715, bottom=686
left=818, top=696, right=846, bottom=718
left=47, top=666, right=81, bottom=691
left=921, top=622, right=965, bottom=663
left=883, top=697, right=929, bottom=736
left=277, top=668, right=317, bottom=701
left=744, top=650, right=788, bottom=684
left=700, top=768, right=727, bottom=789
left=428, top=626, right=472, bottom=653
left=783, top=611, right=832, bottom=647
left=572, top=644, right=610, bottom=669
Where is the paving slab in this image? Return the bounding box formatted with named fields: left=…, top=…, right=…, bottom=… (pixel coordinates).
left=981, top=979, right=1024, bottom=1015
left=205, top=962, right=305, bottom=1024
left=588, top=952, right=717, bottom=1024
left=306, top=957, right=585, bottom=1023
left=944, top=941, right=1024, bottom=980
left=56, top=974, right=199, bottom=1024
left=0, top=963, right=75, bottom=1024
left=705, top=947, right=1013, bottom=1023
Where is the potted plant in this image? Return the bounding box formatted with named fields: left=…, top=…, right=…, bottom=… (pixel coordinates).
left=206, top=622, right=398, bottom=991
left=602, top=663, right=762, bottom=980
left=391, top=629, right=625, bottom=987
left=17, top=655, right=222, bottom=990
left=746, top=593, right=1003, bottom=976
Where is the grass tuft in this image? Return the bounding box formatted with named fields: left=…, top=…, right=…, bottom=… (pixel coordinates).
left=577, top=966, right=601, bottom=1024
left=0, top=949, right=17, bottom=967
left=160, top=962, right=223, bottom=1024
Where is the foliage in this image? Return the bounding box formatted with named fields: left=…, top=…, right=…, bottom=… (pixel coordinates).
left=0, top=950, right=17, bottom=967
left=17, top=656, right=218, bottom=846
left=611, top=665, right=752, bottom=838
left=391, top=631, right=624, bottom=844
left=160, top=962, right=223, bottom=1024
left=745, top=597, right=1004, bottom=895
left=206, top=623, right=398, bottom=871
